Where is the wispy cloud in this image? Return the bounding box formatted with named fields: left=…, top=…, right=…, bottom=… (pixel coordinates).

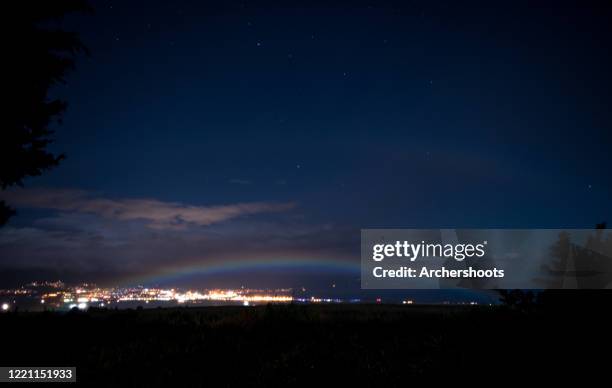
left=1, top=188, right=295, bottom=230
left=228, top=179, right=252, bottom=185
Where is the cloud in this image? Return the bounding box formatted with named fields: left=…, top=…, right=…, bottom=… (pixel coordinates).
left=228, top=179, right=252, bottom=185
left=0, top=188, right=295, bottom=230
left=0, top=188, right=359, bottom=287
left=0, top=208, right=357, bottom=287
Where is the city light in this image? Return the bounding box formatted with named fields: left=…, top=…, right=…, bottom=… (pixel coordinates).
left=0, top=281, right=363, bottom=310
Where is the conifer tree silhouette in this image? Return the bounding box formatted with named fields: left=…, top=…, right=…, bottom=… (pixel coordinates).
left=1, top=0, right=91, bottom=226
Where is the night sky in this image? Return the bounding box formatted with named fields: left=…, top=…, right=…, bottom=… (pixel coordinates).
left=1, top=0, right=611, bottom=301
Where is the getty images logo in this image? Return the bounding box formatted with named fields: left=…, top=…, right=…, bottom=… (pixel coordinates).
left=372, top=240, right=488, bottom=262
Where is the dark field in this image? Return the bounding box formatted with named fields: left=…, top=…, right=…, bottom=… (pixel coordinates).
left=0, top=303, right=608, bottom=386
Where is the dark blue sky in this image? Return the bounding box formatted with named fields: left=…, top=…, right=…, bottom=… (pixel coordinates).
left=1, top=0, right=611, bottom=299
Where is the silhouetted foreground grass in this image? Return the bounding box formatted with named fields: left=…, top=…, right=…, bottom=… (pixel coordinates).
left=0, top=303, right=608, bottom=386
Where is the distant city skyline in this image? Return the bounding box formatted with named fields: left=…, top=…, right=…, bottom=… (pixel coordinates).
left=1, top=279, right=495, bottom=313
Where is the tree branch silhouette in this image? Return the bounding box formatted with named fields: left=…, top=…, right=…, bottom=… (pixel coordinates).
left=1, top=0, right=91, bottom=226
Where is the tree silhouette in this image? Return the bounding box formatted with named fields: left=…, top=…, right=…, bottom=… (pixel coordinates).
left=543, top=230, right=572, bottom=288
left=499, top=223, right=610, bottom=307
left=1, top=0, right=91, bottom=226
